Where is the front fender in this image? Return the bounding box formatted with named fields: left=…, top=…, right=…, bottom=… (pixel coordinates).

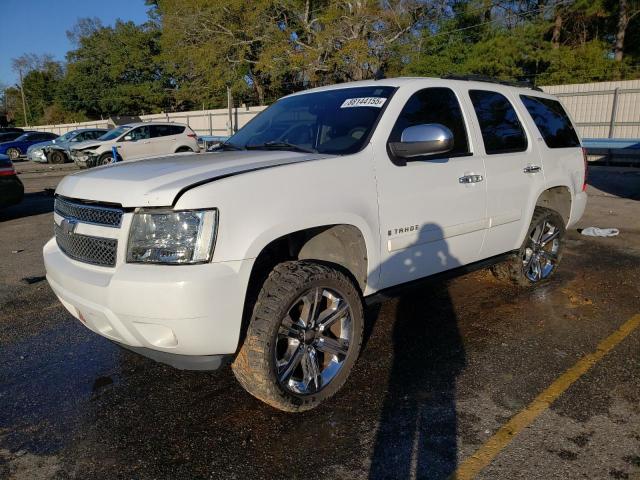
left=174, top=151, right=383, bottom=293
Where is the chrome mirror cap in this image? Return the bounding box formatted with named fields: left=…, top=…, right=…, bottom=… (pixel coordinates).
left=389, top=123, right=454, bottom=159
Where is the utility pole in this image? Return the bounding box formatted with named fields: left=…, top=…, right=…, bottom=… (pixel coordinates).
left=227, top=85, right=233, bottom=136
left=18, top=68, right=29, bottom=127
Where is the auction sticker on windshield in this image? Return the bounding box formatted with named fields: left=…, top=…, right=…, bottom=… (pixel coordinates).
left=340, top=97, right=387, bottom=108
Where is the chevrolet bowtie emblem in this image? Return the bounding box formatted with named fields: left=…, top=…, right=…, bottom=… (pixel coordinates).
left=61, top=218, right=78, bottom=235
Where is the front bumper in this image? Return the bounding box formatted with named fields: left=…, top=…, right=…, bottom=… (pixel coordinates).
left=70, top=151, right=96, bottom=168
left=28, top=150, right=48, bottom=163
left=44, top=237, right=254, bottom=359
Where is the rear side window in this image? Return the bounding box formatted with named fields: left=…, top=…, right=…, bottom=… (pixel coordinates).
left=151, top=125, right=173, bottom=138
left=469, top=90, right=527, bottom=154
left=389, top=87, right=470, bottom=157
left=170, top=125, right=185, bottom=135
left=520, top=95, right=580, bottom=148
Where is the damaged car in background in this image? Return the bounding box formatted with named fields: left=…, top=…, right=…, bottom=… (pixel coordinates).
left=69, top=122, right=200, bottom=168
left=27, top=128, right=108, bottom=164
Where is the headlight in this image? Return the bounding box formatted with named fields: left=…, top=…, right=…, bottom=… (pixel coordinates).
left=127, top=209, right=218, bottom=264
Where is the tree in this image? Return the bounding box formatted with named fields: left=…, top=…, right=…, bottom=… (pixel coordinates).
left=58, top=19, right=171, bottom=117
left=613, top=0, right=640, bottom=61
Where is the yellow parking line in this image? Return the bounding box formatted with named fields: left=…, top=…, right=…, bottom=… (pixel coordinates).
left=452, top=313, right=640, bottom=480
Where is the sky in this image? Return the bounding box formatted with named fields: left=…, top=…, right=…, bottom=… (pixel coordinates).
left=0, top=0, right=151, bottom=87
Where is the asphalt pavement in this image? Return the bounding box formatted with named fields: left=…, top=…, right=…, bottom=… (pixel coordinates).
left=0, top=162, right=639, bottom=479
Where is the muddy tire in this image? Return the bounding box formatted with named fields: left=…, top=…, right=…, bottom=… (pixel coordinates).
left=6, top=148, right=20, bottom=161
left=491, top=207, right=566, bottom=287
left=49, top=150, right=66, bottom=164
left=232, top=261, right=363, bottom=412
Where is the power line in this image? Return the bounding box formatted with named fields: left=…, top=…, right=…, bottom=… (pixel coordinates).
left=429, top=0, right=575, bottom=39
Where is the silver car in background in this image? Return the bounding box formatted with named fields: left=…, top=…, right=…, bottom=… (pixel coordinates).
left=28, top=128, right=108, bottom=164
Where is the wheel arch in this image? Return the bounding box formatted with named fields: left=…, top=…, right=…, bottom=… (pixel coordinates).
left=249, top=224, right=370, bottom=294
left=535, top=185, right=572, bottom=227
left=175, top=145, right=193, bottom=153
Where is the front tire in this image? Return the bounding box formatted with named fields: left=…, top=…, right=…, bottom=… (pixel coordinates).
left=232, top=261, right=364, bottom=412
left=6, top=148, right=20, bottom=161
left=98, top=153, right=114, bottom=166
left=491, top=207, right=565, bottom=286
left=49, top=150, right=66, bottom=164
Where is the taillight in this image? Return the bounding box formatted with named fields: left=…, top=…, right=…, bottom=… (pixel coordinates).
left=187, top=128, right=197, bottom=139
left=581, top=147, right=588, bottom=192
left=0, top=166, right=16, bottom=176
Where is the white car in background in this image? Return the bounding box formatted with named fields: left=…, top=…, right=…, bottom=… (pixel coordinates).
left=70, top=122, right=200, bottom=168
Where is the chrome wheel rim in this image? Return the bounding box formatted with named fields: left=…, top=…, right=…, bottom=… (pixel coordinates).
left=275, top=287, right=352, bottom=395
left=523, top=219, right=561, bottom=282
left=8, top=149, right=18, bottom=160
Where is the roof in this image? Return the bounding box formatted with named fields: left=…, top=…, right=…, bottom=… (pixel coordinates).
left=119, top=121, right=189, bottom=128
left=286, top=76, right=556, bottom=99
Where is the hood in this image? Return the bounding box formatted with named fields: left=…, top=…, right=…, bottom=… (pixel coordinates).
left=56, top=150, right=333, bottom=207
left=27, top=140, right=53, bottom=153
left=71, top=140, right=105, bottom=151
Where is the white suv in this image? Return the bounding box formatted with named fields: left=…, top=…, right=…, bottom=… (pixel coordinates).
left=44, top=77, right=587, bottom=411
left=70, top=122, right=199, bottom=167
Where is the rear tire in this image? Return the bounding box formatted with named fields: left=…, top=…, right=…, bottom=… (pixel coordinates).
left=491, top=207, right=565, bottom=287
left=6, top=148, right=20, bottom=161
left=232, top=261, right=364, bottom=412
left=175, top=147, right=193, bottom=153
left=49, top=150, right=66, bottom=164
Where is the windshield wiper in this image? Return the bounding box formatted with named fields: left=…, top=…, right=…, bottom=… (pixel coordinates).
left=245, top=141, right=317, bottom=154
left=212, top=142, right=243, bottom=151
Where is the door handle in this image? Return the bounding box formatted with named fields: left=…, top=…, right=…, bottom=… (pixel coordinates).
left=523, top=165, right=541, bottom=173
left=459, top=174, right=484, bottom=184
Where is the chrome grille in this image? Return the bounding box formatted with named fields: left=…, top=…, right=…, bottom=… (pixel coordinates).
left=55, top=224, right=117, bottom=267
left=54, top=197, right=123, bottom=227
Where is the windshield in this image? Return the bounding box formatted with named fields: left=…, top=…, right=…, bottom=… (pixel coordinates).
left=57, top=131, right=76, bottom=142
left=98, top=126, right=130, bottom=141
left=14, top=133, right=32, bottom=142
left=225, top=86, right=395, bottom=155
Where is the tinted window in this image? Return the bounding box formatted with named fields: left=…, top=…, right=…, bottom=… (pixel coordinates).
left=469, top=90, right=527, bottom=154
left=170, top=125, right=185, bottom=135
left=0, top=132, right=22, bottom=142
left=151, top=125, right=173, bottom=138
left=520, top=95, right=580, bottom=148
left=389, top=87, right=469, bottom=157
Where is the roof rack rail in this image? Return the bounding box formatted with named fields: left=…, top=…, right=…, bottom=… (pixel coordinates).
left=441, top=74, right=543, bottom=92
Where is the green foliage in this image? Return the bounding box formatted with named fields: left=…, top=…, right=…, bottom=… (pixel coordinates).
left=4, top=0, right=639, bottom=126
left=58, top=19, right=170, bottom=117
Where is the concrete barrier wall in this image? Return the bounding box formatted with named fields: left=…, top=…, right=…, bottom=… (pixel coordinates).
left=25, top=105, right=268, bottom=136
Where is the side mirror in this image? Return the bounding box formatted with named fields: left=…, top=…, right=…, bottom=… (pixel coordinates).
left=123, top=134, right=133, bottom=141
left=389, top=123, right=454, bottom=159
